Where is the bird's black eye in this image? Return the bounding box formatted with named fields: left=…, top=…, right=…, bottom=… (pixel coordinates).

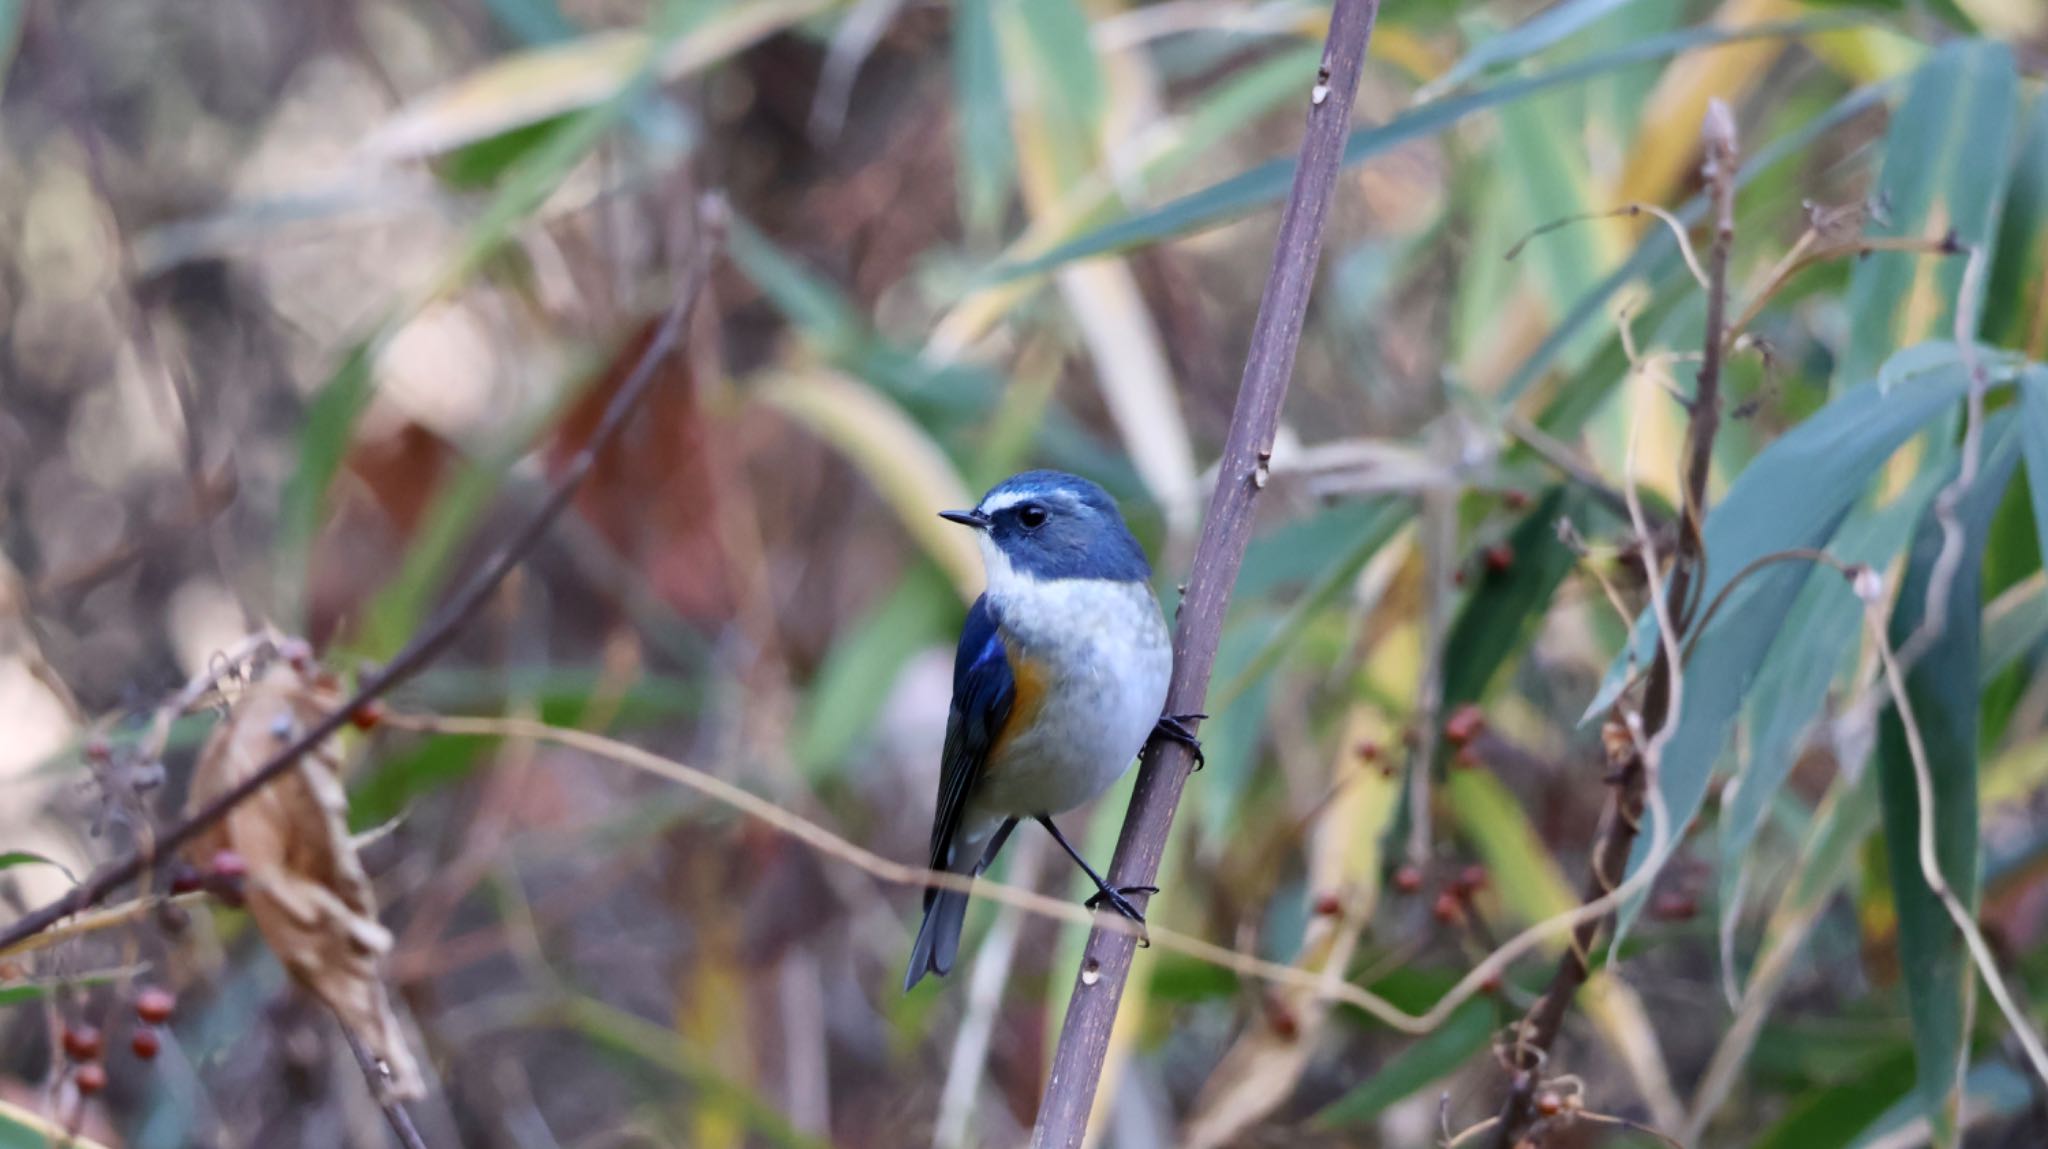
left=1017, top=504, right=1048, bottom=530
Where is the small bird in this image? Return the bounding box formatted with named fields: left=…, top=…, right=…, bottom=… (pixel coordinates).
left=905, top=470, right=1203, bottom=991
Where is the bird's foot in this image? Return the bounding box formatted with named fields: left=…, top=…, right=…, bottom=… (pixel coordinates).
left=1153, top=713, right=1208, bottom=770
left=1084, top=884, right=1158, bottom=946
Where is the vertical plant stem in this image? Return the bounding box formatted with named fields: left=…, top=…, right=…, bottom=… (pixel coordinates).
left=1027, top=2, right=1382, bottom=1144
left=1489, top=101, right=1740, bottom=1148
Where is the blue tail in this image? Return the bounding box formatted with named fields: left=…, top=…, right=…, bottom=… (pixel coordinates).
left=903, top=886, right=971, bottom=992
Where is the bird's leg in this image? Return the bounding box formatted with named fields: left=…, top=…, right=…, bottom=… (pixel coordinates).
left=1036, top=816, right=1156, bottom=936
left=1151, top=712, right=1208, bottom=770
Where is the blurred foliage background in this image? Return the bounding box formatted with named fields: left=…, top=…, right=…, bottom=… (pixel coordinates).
left=2, top=0, right=2048, bottom=1145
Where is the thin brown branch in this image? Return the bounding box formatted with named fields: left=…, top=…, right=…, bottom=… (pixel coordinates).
left=0, top=207, right=719, bottom=957
left=345, top=1024, right=430, bottom=1149
left=1029, top=2, right=1382, bottom=1143
left=1489, top=100, right=1741, bottom=1149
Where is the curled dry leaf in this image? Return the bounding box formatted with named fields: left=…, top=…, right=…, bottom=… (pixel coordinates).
left=185, top=663, right=423, bottom=1100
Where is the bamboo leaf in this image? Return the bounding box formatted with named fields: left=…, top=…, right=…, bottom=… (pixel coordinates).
left=1836, top=40, right=2017, bottom=393
left=1599, top=350, right=1986, bottom=947
left=1415, top=0, right=1644, bottom=102
left=1721, top=466, right=1946, bottom=918
left=795, top=563, right=959, bottom=778
left=2020, top=368, right=2048, bottom=573
left=361, top=0, right=834, bottom=161
left=1985, top=95, right=2048, bottom=353
left=990, top=17, right=1861, bottom=282
left=953, top=0, right=1013, bottom=233
left=1875, top=412, right=2023, bottom=1141
left=1440, top=486, right=1587, bottom=714
left=1312, top=998, right=1498, bottom=1127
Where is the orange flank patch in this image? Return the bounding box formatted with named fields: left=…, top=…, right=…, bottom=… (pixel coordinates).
left=989, top=636, right=1049, bottom=765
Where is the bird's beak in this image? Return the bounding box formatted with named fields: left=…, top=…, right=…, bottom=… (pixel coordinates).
left=939, top=508, right=990, bottom=530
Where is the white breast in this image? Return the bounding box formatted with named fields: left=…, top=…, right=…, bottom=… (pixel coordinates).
left=967, top=550, right=1174, bottom=820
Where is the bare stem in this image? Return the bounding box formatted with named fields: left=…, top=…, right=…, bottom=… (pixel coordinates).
left=1489, top=99, right=1740, bottom=1148
left=1028, top=5, right=1382, bottom=1141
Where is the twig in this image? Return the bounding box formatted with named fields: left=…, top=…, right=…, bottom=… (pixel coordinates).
left=1864, top=600, right=2048, bottom=1092
left=374, top=711, right=1645, bottom=1035
left=1029, top=4, right=1382, bottom=1143
left=0, top=206, right=719, bottom=957
left=1504, top=203, right=1710, bottom=289
left=1488, top=99, right=1740, bottom=1149
left=345, top=1024, right=430, bottom=1149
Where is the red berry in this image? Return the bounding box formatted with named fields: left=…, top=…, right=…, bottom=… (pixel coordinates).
left=1444, top=705, right=1486, bottom=747
left=63, top=1025, right=103, bottom=1062
left=1314, top=892, right=1343, bottom=917
left=1457, top=864, right=1488, bottom=894
left=135, top=987, right=175, bottom=1025
left=74, top=1061, right=106, bottom=1095
left=1480, top=972, right=1504, bottom=994
left=1354, top=740, right=1379, bottom=762
left=349, top=699, right=385, bottom=731
left=1485, top=543, right=1515, bottom=573
left=1535, top=1090, right=1562, bottom=1117
left=1432, top=892, right=1463, bottom=924
left=1393, top=864, right=1424, bottom=894
left=1503, top=489, right=1532, bottom=511
left=131, top=1028, right=161, bottom=1060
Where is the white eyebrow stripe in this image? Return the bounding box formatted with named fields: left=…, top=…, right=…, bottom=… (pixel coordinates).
left=979, top=490, right=1033, bottom=514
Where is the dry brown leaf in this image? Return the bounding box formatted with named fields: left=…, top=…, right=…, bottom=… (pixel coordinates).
left=186, top=663, right=424, bottom=1100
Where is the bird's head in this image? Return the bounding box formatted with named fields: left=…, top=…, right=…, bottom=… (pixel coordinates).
left=940, top=470, right=1151, bottom=587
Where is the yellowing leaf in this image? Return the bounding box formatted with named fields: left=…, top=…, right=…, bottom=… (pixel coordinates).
left=362, top=0, right=837, bottom=161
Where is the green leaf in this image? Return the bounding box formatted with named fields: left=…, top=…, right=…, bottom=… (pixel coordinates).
left=276, top=342, right=377, bottom=624
left=0, top=965, right=138, bottom=1009
left=1440, top=486, right=1586, bottom=715
left=1836, top=40, right=2018, bottom=393
left=1418, top=0, right=1644, bottom=101
left=795, top=563, right=959, bottom=778
left=1851, top=1060, right=2036, bottom=1148
left=1209, top=501, right=1409, bottom=712
left=2020, top=367, right=2048, bottom=574
left=1875, top=411, right=2024, bottom=1140
left=1753, top=1044, right=1917, bottom=1149
left=989, top=16, right=1863, bottom=282
left=1602, top=350, right=1983, bottom=945
left=1721, top=466, right=1946, bottom=916
left=1313, top=999, right=1498, bottom=1127
left=0, top=850, right=75, bottom=881
left=1985, top=95, right=2048, bottom=352
left=952, top=0, right=1013, bottom=233
left=354, top=457, right=506, bottom=661
left=1008, top=0, right=1102, bottom=145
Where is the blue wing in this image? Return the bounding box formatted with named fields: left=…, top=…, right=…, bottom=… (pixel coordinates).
left=927, top=594, right=1015, bottom=872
